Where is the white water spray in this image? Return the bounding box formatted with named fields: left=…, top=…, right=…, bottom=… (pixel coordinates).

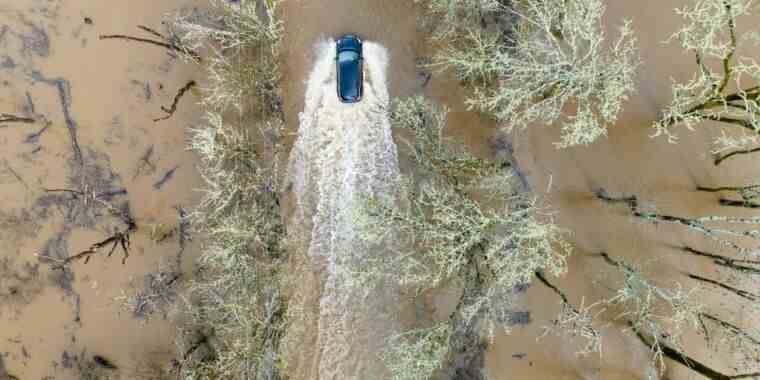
left=288, top=40, right=404, bottom=379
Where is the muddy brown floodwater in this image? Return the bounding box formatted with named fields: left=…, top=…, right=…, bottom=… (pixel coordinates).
left=283, top=1, right=759, bottom=380
left=485, top=1, right=760, bottom=379
left=0, top=1, right=204, bottom=379
left=3, top=0, right=756, bottom=379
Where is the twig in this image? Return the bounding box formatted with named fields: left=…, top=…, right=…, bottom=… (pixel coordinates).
left=154, top=81, right=196, bottom=122
left=96, top=188, right=128, bottom=200
left=696, top=184, right=760, bottom=193
left=55, top=226, right=134, bottom=268
left=535, top=270, right=571, bottom=306
left=137, top=25, right=166, bottom=39
left=43, top=188, right=84, bottom=196
left=2, top=160, right=29, bottom=190
left=99, top=25, right=201, bottom=61
left=594, top=188, right=638, bottom=211
left=0, top=113, right=35, bottom=125
left=701, top=313, right=760, bottom=347
left=681, top=246, right=760, bottom=275
left=100, top=34, right=179, bottom=51
left=628, top=320, right=759, bottom=380
left=714, top=146, right=760, bottom=166
left=719, top=198, right=760, bottom=208
left=43, top=188, right=137, bottom=267
left=93, top=355, right=118, bottom=370
left=686, top=273, right=757, bottom=301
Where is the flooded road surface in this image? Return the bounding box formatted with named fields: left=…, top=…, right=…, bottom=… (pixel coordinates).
left=286, top=39, right=409, bottom=380
left=280, top=0, right=419, bottom=142
left=0, top=0, right=204, bottom=378
left=279, top=2, right=421, bottom=379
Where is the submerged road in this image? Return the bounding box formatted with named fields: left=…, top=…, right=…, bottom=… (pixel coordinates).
left=287, top=40, right=406, bottom=380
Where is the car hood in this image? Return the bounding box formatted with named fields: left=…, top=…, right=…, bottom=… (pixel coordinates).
left=337, top=36, right=361, bottom=52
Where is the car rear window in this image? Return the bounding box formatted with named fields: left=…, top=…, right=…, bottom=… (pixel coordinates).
left=338, top=50, right=359, bottom=64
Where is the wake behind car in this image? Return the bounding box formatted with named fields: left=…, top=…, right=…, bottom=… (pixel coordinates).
left=336, top=34, right=363, bottom=103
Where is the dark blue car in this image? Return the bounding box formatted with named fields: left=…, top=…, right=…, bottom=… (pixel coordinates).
left=336, top=34, right=363, bottom=103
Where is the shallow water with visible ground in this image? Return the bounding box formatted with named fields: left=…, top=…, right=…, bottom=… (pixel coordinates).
left=0, top=1, right=204, bottom=378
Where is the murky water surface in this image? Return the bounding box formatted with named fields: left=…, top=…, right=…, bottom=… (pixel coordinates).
left=287, top=39, right=407, bottom=380
left=485, top=1, right=760, bottom=379
left=3, top=0, right=758, bottom=379
left=0, top=1, right=203, bottom=378
left=282, top=1, right=760, bottom=380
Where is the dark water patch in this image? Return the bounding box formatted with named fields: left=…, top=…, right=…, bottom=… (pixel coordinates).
left=0, top=257, right=44, bottom=315
left=491, top=134, right=530, bottom=192
left=61, top=350, right=74, bottom=369
left=54, top=79, right=81, bottom=164
left=504, top=310, right=531, bottom=326
left=132, top=145, right=157, bottom=180
left=30, top=72, right=81, bottom=165
left=0, top=25, right=9, bottom=45
left=39, top=230, right=75, bottom=292
left=0, top=208, right=40, bottom=242
left=104, top=115, right=126, bottom=146
left=176, top=205, right=190, bottom=256
left=23, top=91, right=38, bottom=116
left=1, top=56, right=15, bottom=69
left=129, top=266, right=181, bottom=319
left=24, top=123, right=49, bottom=144
left=130, top=79, right=152, bottom=102
left=153, top=165, right=179, bottom=189
left=33, top=148, right=127, bottom=228
left=16, top=14, right=50, bottom=58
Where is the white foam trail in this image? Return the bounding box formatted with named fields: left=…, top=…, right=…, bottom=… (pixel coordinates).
left=288, top=40, right=404, bottom=379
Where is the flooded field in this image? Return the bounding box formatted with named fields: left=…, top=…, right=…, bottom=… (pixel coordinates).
left=2, top=0, right=758, bottom=379
left=283, top=1, right=759, bottom=379
left=484, top=1, right=760, bottom=379
left=0, top=0, right=204, bottom=378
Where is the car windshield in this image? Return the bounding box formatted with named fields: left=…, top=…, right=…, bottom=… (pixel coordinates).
left=338, top=50, right=359, bottom=64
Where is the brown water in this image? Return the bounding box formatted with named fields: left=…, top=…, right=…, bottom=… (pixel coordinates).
left=281, top=1, right=759, bottom=380
left=484, top=1, right=760, bottom=379
left=0, top=0, right=204, bottom=378
left=2, top=0, right=754, bottom=379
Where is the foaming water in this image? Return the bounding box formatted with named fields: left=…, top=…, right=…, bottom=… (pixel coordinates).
left=288, top=40, right=403, bottom=379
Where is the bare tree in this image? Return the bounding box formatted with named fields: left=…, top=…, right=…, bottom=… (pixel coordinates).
left=168, top=1, right=289, bottom=378
left=417, top=0, right=639, bottom=148
left=653, top=0, right=760, bottom=165
left=170, top=0, right=283, bottom=116
left=354, top=97, right=570, bottom=379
